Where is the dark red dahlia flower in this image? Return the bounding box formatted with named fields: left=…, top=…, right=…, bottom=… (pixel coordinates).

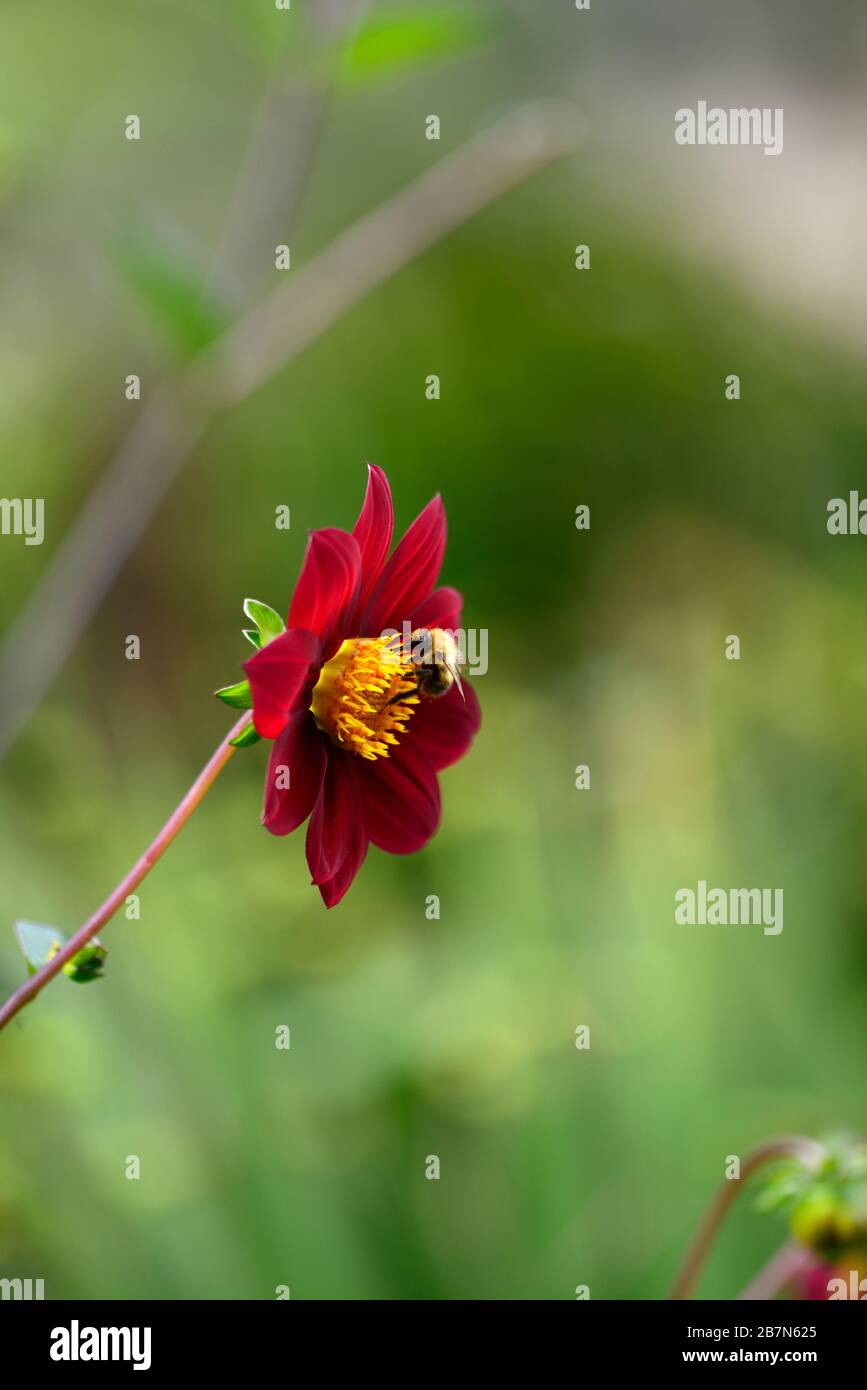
left=242, top=465, right=481, bottom=906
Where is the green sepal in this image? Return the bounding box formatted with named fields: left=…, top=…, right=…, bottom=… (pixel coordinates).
left=243, top=598, right=285, bottom=648
left=215, top=679, right=253, bottom=710
left=230, top=722, right=261, bottom=749
left=242, top=628, right=262, bottom=650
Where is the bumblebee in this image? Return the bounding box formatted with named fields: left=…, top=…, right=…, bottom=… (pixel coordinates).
left=407, top=627, right=464, bottom=699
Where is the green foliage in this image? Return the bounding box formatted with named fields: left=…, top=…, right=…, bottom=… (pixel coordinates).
left=339, top=6, right=495, bottom=83
left=116, top=231, right=229, bottom=360
left=756, top=1139, right=867, bottom=1256
left=754, top=1160, right=810, bottom=1215
left=62, top=943, right=108, bottom=985
left=14, top=922, right=106, bottom=985
left=215, top=601, right=284, bottom=731
left=15, top=920, right=64, bottom=975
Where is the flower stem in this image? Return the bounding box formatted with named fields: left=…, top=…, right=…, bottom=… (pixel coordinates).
left=736, top=1240, right=814, bottom=1301
left=669, top=1136, right=827, bottom=1300
left=0, top=712, right=252, bottom=1033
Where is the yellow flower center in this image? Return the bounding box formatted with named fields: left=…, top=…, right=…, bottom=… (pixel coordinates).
left=310, top=636, right=419, bottom=760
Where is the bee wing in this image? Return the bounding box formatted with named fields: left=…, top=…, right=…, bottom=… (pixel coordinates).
left=448, top=661, right=466, bottom=702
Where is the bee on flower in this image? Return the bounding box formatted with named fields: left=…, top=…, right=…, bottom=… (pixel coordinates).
left=234, top=465, right=481, bottom=906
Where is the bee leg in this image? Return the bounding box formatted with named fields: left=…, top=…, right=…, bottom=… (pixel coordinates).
left=384, top=681, right=418, bottom=709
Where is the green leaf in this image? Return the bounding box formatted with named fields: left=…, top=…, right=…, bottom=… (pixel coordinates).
left=215, top=679, right=253, bottom=710
left=15, top=920, right=64, bottom=975
left=339, top=6, right=495, bottom=83
left=242, top=628, right=262, bottom=650
left=14, top=922, right=106, bottom=985
left=754, top=1168, right=807, bottom=1214
left=230, top=721, right=261, bottom=748
left=116, top=228, right=230, bottom=360
left=243, top=598, right=285, bottom=647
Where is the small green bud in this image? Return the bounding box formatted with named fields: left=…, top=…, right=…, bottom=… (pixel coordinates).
left=59, top=942, right=108, bottom=984
left=791, top=1186, right=857, bottom=1252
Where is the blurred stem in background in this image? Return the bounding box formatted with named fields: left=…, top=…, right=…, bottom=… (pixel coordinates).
left=0, top=102, right=579, bottom=763
left=0, top=712, right=251, bottom=1032
left=0, top=0, right=580, bottom=766
left=737, top=1241, right=814, bottom=1301
left=205, top=0, right=371, bottom=305
left=670, top=1137, right=827, bottom=1300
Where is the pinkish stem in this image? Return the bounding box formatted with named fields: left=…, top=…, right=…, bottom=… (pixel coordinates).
left=737, top=1240, right=814, bottom=1301
left=0, top=712, right=251, bottom=1032
left=670, top=1137, right=827, bottom=1300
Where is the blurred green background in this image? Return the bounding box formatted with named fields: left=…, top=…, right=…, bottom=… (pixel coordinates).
left=1, top=0, right=866, bottom=1299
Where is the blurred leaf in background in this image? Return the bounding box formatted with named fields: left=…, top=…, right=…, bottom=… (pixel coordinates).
left=115, top=224, right=232, bottom=362
left=338, top=5, right=497, bottom=83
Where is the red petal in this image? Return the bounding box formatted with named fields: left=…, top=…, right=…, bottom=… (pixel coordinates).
left=351, top=464, right=393, bottom=619
left=287, top=528, right=361, bottom=656
left=409, top=586, right=463, bottom=633
left=360, top=495, right=446, bottom=636
left=363, top=739, right=441, bottom=854
left=317, top=760, right=369, bottom=907
left=305, top=749, right=357, bottom=885
left=262, top=711, right=327, bottom=836
left=409, top=679, right=481, bottom=771
left=244, top=628, right=320, bottom=740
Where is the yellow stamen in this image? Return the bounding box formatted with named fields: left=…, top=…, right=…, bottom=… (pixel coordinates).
left=310, top=637, right=419, bottom=760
